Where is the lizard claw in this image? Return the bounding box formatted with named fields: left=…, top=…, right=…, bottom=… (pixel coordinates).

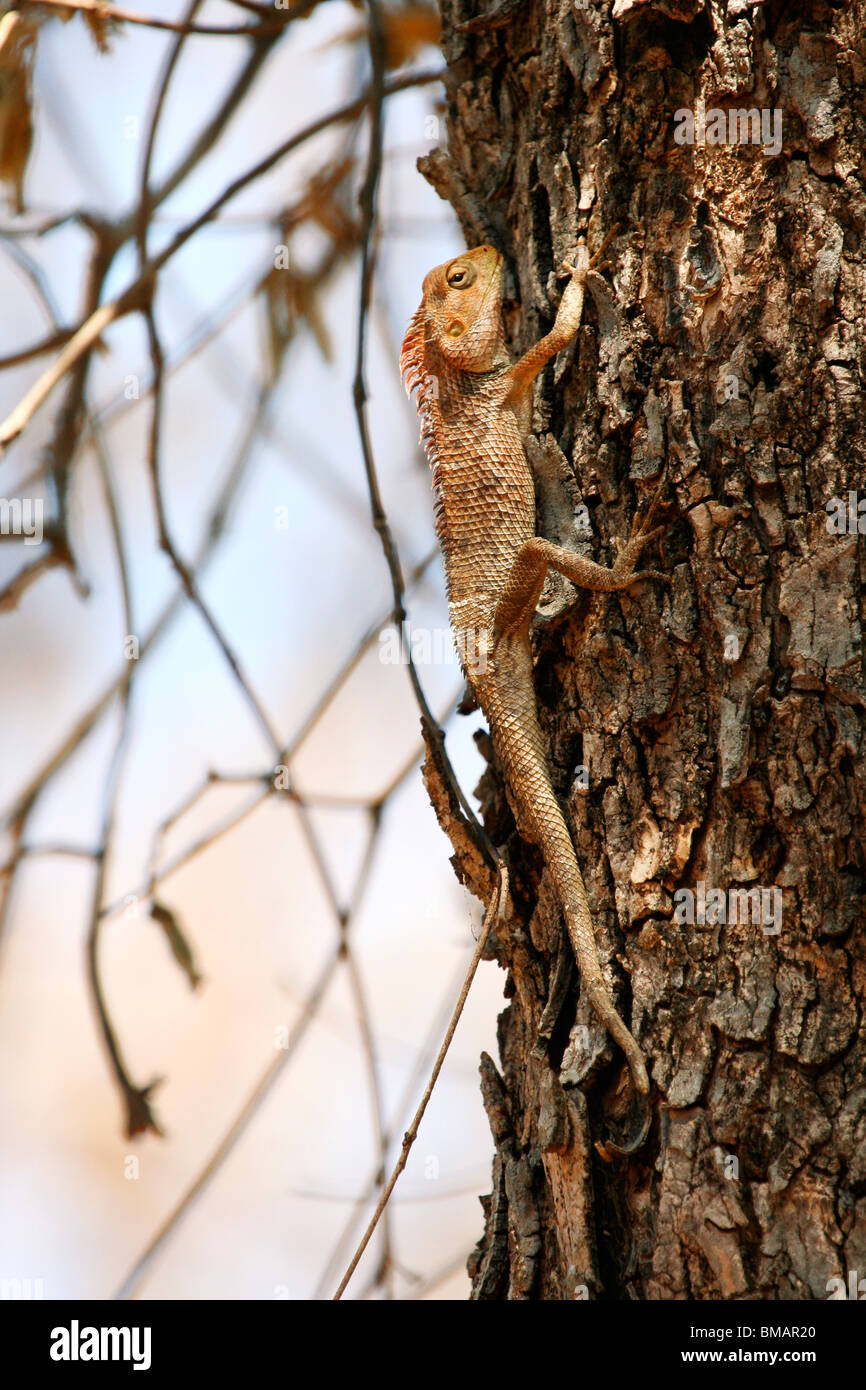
left=616, top=476, right=670, bottom=580
left=634, top=524, right=665, bottom=548
left=562, top=226, right=619, bottom=285
left=632, top=474, right=667, bottom=539
left=588, top=221, right=620, bottom=270
left=613, top=528, right=666, bottom=583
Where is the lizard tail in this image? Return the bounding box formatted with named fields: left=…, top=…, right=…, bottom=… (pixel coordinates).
left=489, top=703, right=651, bottom=1155
left=553, top=839, right=652, bottom=1158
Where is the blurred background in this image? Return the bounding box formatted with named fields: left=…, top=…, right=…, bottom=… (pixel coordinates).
left=0, top=0, right=503, bottom=1300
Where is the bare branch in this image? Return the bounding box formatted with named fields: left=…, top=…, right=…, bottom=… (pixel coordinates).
left=21, top=0, right=305, bottom=38
left=0, top=66, right=444, bottom=454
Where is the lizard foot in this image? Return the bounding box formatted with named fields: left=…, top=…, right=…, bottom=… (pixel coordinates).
left=630, top=474, right=667, bottom=541
left=588, top=221, right=620, bottom=270
left=561, top=225, right=620, bottom=283
left=611, top=477, right=670, bottom=583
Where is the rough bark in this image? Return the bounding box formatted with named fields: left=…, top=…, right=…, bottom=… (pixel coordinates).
left=420, top=0, right=866, bottom=1299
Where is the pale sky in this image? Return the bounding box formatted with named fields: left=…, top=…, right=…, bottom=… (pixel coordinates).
left=0, top=1, right=504, bottom=1301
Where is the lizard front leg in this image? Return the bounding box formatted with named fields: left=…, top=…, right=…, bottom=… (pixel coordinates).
left=500, top=229, right=619, bottom=404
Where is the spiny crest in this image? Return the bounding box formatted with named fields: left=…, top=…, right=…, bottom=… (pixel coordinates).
left=400, top=301, right=439, bottom=442
left=400, top=301, right=450, bottom=551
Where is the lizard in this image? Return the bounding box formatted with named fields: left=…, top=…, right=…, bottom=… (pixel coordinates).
left=400, top=237, right=666, bottom=1155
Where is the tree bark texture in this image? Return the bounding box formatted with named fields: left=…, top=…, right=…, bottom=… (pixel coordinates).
left=418, top=0, right=866, bottom=1299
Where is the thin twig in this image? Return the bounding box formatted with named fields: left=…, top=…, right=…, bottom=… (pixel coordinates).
left=143, top=301, right=282, bottom=753
left=311, top=935, right=479, bottom=1298
left=84, top=417, right=156, bottom=1136
left=134, top=0, right=202, bottom=267
left=332, top=864, right=508, bottom=1300
left=23, top=0, right=296, bottom=37
left=0, top=327, right=74, bottom=370
left=0, top=298, right=123, bottom=451
left=0, top=545, right=64, bottom=611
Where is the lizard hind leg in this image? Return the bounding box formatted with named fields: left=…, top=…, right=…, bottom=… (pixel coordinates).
left=491, top=530, right=666, bottom=647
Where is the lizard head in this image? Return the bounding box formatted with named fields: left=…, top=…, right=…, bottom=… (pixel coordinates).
left=414, top=244, right=505, bottom=372
left=400, top=246, right=506, bottom=539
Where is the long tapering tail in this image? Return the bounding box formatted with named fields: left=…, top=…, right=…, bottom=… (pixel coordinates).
left=488, top=692, right=651, bottom=1154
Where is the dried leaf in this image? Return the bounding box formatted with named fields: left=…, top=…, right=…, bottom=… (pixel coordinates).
left=81, top=5, right=124, bottom=54
left=282, top=157, right=357, bottom=247
left=293, top=275, right=332, bottom=361
left=263, top=264, right=332, bottom=380
left=123, top=1078, right=165, bottom=1140
left=150, top=900, right=203, bottom=990
left=380, top=2, right=440, bottom=68
left=0, top=13, right=39, bottom=215
left=263, top=267, right=286, bottom=384
left=328, top=3, right=441, bottom=71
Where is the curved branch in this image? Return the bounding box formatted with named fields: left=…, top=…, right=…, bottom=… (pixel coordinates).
left=0, top=65, right=444, bottom=453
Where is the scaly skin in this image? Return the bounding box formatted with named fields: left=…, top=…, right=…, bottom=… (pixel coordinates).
left=401, top=240, right=665, bottom=1154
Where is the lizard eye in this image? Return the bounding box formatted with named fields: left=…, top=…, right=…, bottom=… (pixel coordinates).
left=446, top=320, right=465, bottom=337
left=446, top=263, right=476, bottom=289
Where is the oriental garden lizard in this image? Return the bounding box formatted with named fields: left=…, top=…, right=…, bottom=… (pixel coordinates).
left=401, top=239, right=666, bottom=1155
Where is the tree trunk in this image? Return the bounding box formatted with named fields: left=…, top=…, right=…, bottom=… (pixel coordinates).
left=419, top=0, right=866, bottom=1299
